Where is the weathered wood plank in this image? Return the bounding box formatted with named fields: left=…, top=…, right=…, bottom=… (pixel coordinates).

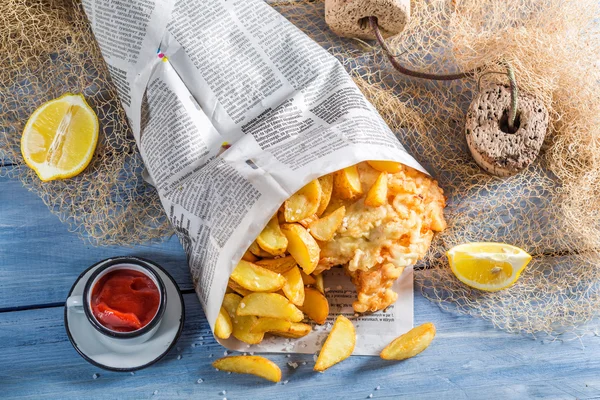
left=1, top=291, right=599, bottom=399
left=0, top=174, right=190, bottom=309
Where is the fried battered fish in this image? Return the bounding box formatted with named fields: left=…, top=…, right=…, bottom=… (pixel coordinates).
left=316, top=162, right=446, bottom=313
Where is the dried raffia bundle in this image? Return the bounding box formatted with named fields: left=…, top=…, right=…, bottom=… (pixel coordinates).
left=0, top=0, right=171, bottom=245
left=273, top=0, right=600, bottom=337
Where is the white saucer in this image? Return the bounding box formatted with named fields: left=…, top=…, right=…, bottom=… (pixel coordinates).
left=64, top=258, right=185, bottom=372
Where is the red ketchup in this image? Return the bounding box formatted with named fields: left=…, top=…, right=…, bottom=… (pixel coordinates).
left=91, top=269, right=160, bottom=332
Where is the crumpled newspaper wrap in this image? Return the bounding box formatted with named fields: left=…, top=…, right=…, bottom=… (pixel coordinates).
left=2, top=0, right=600, bottom=337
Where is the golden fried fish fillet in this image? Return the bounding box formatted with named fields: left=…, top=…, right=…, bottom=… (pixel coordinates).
left=316, top=162, right=446, bottom=313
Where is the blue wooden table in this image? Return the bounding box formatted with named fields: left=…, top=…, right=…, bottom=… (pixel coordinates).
left=2, top=169, right=600, bottom=399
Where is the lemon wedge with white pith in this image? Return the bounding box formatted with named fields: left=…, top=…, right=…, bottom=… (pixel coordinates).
left=447, top=243, right=532, bottom=291
left=21, top=93, right=98, bottom=182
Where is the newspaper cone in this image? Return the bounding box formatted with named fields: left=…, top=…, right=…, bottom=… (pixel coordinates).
left=81, top=0, right=428, bottom=354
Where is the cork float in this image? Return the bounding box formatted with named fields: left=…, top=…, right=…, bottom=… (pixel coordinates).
left=325, top=0, right=410, bottom=39
left=465, top=85, right=549, bottom=177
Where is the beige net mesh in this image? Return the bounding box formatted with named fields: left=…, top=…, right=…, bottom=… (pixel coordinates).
left=275, top=0, right=600, bottom=337
left=0, top=0, right=172, bottom=245
left=2, top=0, right=600, bottom=336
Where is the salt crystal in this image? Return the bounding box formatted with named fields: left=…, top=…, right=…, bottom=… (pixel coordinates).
left=283, top=380, right=289, bottom=385
left=209, top=353, right=213, bottom=358
left=240, top=303, right=246, bottom=309
left=192, top=343, right=196, bottom=348
left=306, top=228, right=311, bottom=233
left=224, top=350, right=229, bottom=356
left=325, top=287, right=331, bottom=292
left=286, top=354, right=291, bottom=358
left=367, top=394, right=373, bottom=398
left=288, top=362, right=298, bottom=369
left=301, top=361, right=307, bottom=365
left=223, top=398, right=227, bottom=400
left=220, top=390, right=227, bottom=395
left=130, top=372, right=135, bottom=376
left=313, top=354, right=318, bottom=362
left=249, top=352, right=254, bottom=355
left=92, top=373, right=99, bottom=380
left=375, top=386, right=380, bottom=390
left=243, top=352, right=247, bottom=356
left=227, top=372, right=231, bottom=375
left=153, top=390, right=159, bottom=395
left=177, top=355, right=182, bottom=360
left=197, top=378, right=204, bottom=383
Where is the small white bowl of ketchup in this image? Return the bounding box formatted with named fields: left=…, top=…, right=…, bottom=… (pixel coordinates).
left=66, top=258, right=166, bottom=351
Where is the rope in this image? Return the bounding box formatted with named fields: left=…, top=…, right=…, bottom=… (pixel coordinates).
left=369, top=16, right=477, bottom=81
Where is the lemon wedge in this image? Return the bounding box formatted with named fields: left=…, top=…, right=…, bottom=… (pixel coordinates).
left=21, top=93, right=99, bottom=182
left=447, top=242, right=532, bottom=291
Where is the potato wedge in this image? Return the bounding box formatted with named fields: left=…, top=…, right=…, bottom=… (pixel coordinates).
left=300, top=270, right=316, bottom=286
left=298, top=287, right=329, bottom=324
left=230, top=260, right=286, bottom=292
left=222, top=293, right=264, bottom=344
left=282, top=266, right=305, bottom=307
left=277, top=209, right=286, bottom=225
left=254, top=255, right=297, bottom=274
left=242, top=250, right=258, bottom=262
left=249, top=240, right=274, bottom=258
left=256, top=217, right=288, bottom=256
left=333, top=165, right=363, bottom=200
left=272, top=322, right=312, bottom=338
left=228, top=279, right=252, bottom=297
left=213, top=355, right=281, bottom=383
left=380, top=322, right=436, bottom=360
left=237, top=293, right=304, bottom=322
left=250, top=317, right=292, bottom=334
left=316, top=174, right=334, bottom=216
left=314, top=315, right=356, bottom=371
left=281, top=223, right=320, bottom=274
left=364, top=172, right=388, bottom=207
left=314, top=273, right=325, bottom=294
left=284, top=179, right=322, bottom=222
left=367, top=160, right=403, bottom=174
left=215, top=306, right=233, bottom=339
left=308, top=206, right=345, bottom=241
left=297, top=214, right=318, bottom=228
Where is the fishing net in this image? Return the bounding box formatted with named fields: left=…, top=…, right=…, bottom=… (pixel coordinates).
left=275, top=0, right=600, bottom=336
left=2, top=0, right=600, bottom=336
left=0, top=0, right=171, bottom=245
